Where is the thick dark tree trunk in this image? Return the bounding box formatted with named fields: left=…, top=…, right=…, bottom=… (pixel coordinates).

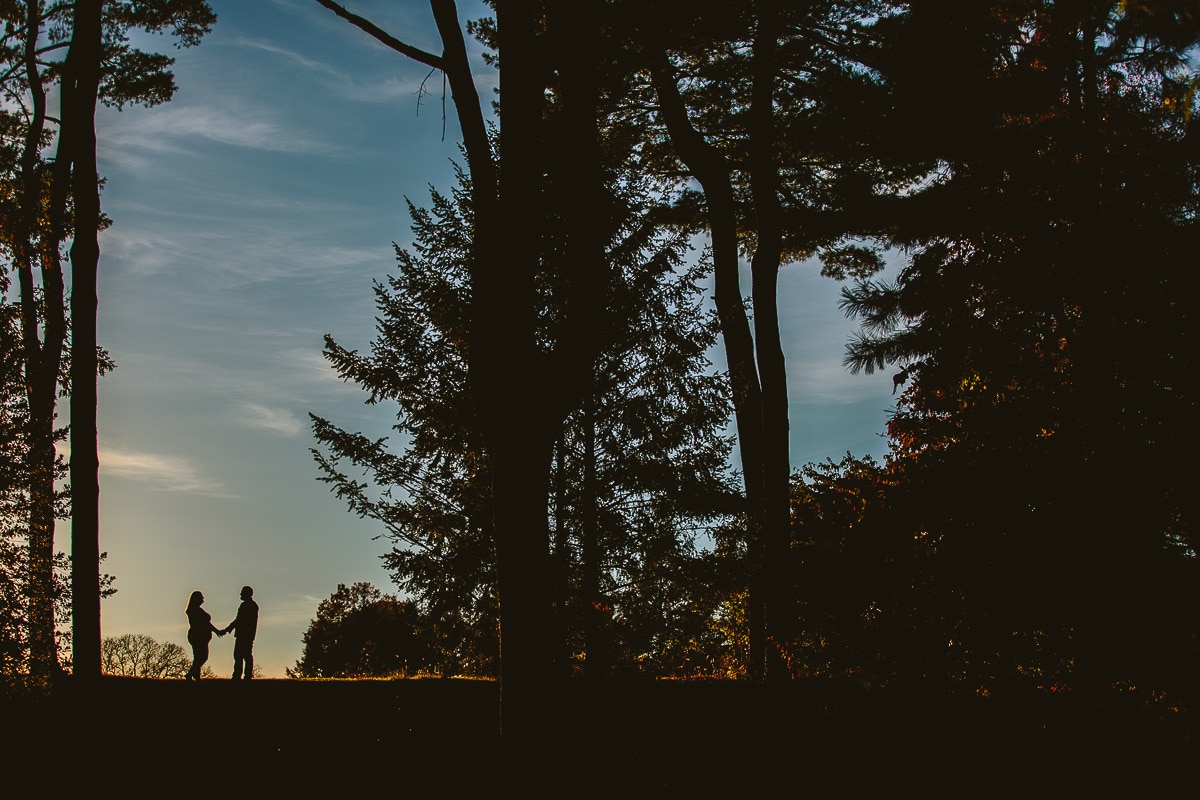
left=489, top=431, right=556, bottom=740
left=479, top=0, right=552, bottom=740
left=479, top=0, right=606, bottom=737
left=438, top=0, right=570, bottom=739
left=68, top=0, right=104, bottom=682
left=325, top=0, right=609, bottom=739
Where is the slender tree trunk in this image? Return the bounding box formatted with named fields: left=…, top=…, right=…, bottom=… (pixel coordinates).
left=16, top=0, right=65, bottom=681
left=748, top=0, right=792, bottom=682
left=23, top=397, right=59, bottom=679
left=550, top=435, right=572, bottom=680
left=580, top=392, right=608, bottom=681
left=68, top=0, right=104, bottom=681
left=650, top=52, right=769, bottom=680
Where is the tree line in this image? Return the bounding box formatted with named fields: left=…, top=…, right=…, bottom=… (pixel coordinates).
left=2, top=0, right=1197, bottom=751
left=308, top=0, right=1199, bottom=739
left=1, top=1, right=216, bottom=683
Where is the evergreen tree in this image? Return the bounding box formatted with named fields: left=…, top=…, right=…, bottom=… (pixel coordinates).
left=842, top=0, right=1200, bottom=697
left=313, top=0, right=618, bottom=738
left=312, top=160, right=737, bottom=680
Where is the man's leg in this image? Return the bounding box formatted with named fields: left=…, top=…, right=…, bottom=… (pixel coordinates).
left=245, top=644, right=254, bottom=680
left=232, top=639, right=246, bottom=679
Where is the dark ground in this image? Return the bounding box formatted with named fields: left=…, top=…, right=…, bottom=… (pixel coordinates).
left=3, top=677, right=1196, bottom=797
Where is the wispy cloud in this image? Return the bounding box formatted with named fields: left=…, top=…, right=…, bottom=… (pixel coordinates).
left=101, top=208, right=391, bottom=288
left=98, top=102, right=338, bottom=168
left=100, top=447, right=233, bottom=497
left=232, top=37, right=434, bottom=105
left=232, top=37, right=345, bottom=78
left=262, top=593, right=324, bottom=629
left=236, top=403, right=306, bottom=437
left=129, top=104, right=335, bottom=154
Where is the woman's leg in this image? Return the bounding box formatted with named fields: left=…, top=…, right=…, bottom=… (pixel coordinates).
left=188, top=640, right=209, bottom=680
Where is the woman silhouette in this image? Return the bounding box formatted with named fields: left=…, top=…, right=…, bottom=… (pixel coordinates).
left=184, top=590, right=223, bottom=680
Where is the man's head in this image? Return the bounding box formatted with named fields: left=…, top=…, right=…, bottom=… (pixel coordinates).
left=241, top=585, right=253, bottom=601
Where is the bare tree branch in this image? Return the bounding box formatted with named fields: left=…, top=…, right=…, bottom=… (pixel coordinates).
left=313, top=0, right=445, bottom=69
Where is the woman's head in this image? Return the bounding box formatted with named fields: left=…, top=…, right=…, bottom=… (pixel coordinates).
left=186, top=590, right=204, bottom=611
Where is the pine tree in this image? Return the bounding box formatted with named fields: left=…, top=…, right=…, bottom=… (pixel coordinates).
left=312, top=159, right=737, bottom=680
left=841, top=0, right=1200, bottom=696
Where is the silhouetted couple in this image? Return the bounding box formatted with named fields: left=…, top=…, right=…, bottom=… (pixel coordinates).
left=184, top=586, right=259, bottom=680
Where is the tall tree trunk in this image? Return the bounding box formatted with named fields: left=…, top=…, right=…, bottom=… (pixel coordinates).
left=482, top=0, right=553, bottom=740
left=16, top=0, right=67, bottom=681
left=650, top=52, right=769, bottom=680
left=550, top=435, right=572, bottom=680
left=482, top=0, right=607, bottom=737
left=488, top=430, right=556, bottom=741
left=325, top=0, right=610, bottom=739
left=68, top=0, right=104, bottom=682
left=580, top=392, right=608, bottom=681
left=555, top=0, right=609, bottom=686
left=437, top=0, right=563, bottom=739
left=748, top=0, right=792, bottom=682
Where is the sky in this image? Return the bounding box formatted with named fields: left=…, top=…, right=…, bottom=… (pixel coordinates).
left=75, top=0, right=900, bottom=678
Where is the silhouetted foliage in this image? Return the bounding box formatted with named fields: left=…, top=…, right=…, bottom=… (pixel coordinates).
left=289, top=583, right=446, bottom=679
left=625, top=0, right=927, bottom=679
left=840, top=0, right=1200, bottom=699
left=101, top=633, right=190, bottom=678
left=0, top=280, right=31, bottom=675
left=312, top=156, right=738, bottom=679
left=308, top=2, right=1200, bottom=737
left=0, top=0, right=215, bottom=679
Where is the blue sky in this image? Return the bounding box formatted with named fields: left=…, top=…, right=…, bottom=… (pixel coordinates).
left=78, top=0, right=898, bottom=677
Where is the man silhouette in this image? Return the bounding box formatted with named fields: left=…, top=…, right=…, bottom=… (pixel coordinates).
left=223, top=585, right=259, bottom=680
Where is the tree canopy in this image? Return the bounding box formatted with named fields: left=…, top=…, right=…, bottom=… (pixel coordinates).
left=838, top=0, right=1200, bottom=696
left=290, top=582, right=445, bottom=679
left=307, top=0, right=1199, bottom=717
left=312, top=158, right=738, bottom=680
